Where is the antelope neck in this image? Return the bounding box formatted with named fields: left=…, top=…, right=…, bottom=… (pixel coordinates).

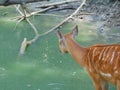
left=65, top=37, right=87, bottom=67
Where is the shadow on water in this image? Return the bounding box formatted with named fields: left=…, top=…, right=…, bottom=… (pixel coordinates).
left=0, top=6, right=117, bottom=90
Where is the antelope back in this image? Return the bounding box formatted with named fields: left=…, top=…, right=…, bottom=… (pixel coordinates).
left=85, top=44, right=120, bottom=83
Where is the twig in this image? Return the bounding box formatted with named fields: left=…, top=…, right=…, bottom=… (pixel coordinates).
left=13, top=4, right=30, bottom=20
left=0, top=0, right=49, bottom=6
left=19, top=19, right=39, bottom=54
left=36, top=0, right=80, bottom=8
left=26, top=18, right=39, bottom=36
left=12, top=6, right=54, bottom=20
left=35, top=13, right=66, bottom=17
left=14, top=17, right=24, bottom=30
left=14, top=6, right=54, bottom=33
left=30, top=6, right=55, bottom=15
left=15, top=5, right=23, bottom=16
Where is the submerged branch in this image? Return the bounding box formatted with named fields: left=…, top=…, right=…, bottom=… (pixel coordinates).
left=19, top=19, right=39, bottom=54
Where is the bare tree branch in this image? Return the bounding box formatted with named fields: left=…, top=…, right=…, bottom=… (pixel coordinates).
left=29, top=0, right=86, bottom=44
left=37, top=0, right=86, bottom=37
left=36, top=0, right=80, bottom=8
left=19, top=0, right=86, bottom=55
left=26, top=18, right=39, bottom=36
left=0, top=0, right=49, bottom=6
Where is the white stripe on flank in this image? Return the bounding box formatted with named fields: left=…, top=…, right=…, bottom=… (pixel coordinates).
left=100, top=72, right=112, bottom=78
left=107, top=46, right=113, bottom=56
left=110, top=52, right=115, bottom=64
left=99, top=47, right=106, bottom=60
left=106, top=47, right=111, bottom=58
left=110, top=46, right=117, bottom=64
left=92, top=48, right=97, bottom=60
left=114, top=52, right=120, bottom=70
left=103, top=47, right=109, bottom=60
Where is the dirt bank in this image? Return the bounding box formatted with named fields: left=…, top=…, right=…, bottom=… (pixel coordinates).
left=81, top=0, right=120, bottom=35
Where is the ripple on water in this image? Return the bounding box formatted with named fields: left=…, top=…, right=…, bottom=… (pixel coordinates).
left=48, top=82, right=64, bottom=90
left=48, top=83, right=64, bottom=86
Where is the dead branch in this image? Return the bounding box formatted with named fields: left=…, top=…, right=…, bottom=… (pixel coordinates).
left=13, top=4, right=31, bottom=21
left=0, top=0, right=49, bottom=6
left=13, top=0, right=80, bottom=21
left=36, top=0, right=80, bottom=8
left=13, top=6, right=54, bottom=32
left=37, top=0, right=86, bottom=37
left=30, top=6, right=55, bottom=15
left=19, top=18, right=39, bottom=54
left=19, top=0, right=86, bottom=55
left=20, top=38, right=29, bottom=55
left=13, top=6, right=54, bottom=20
left=14, top=17, right=24, bottom=30
left=29, top=0, right=86, bottom=44
left=26, top=18, right=39, bottom=36
left=15, top=5, right=24, bottom=16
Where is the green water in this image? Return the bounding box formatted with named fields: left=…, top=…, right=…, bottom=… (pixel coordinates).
left=0, top=6, right=118, bottom=90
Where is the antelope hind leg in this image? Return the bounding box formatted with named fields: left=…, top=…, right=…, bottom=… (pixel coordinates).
left=117, top=80, right=120, bottom=90
left=90, top=73, right=109, bottom=90
left=102, top=81, right=109, bottom=90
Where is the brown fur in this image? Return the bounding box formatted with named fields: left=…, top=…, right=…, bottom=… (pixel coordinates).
left=57, top=26, right=120, bottom=90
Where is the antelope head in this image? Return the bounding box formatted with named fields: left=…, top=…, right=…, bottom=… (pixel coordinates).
left=57, top=25, right=78, bottom=54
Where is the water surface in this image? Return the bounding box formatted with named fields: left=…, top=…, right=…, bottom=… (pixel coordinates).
left=0, top=5, right=118, bottom=90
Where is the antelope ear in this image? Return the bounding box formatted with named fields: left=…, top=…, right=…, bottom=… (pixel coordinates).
left=72, top=25, right=78, bottom=38
left=57, top=30, right=63, bottom=39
